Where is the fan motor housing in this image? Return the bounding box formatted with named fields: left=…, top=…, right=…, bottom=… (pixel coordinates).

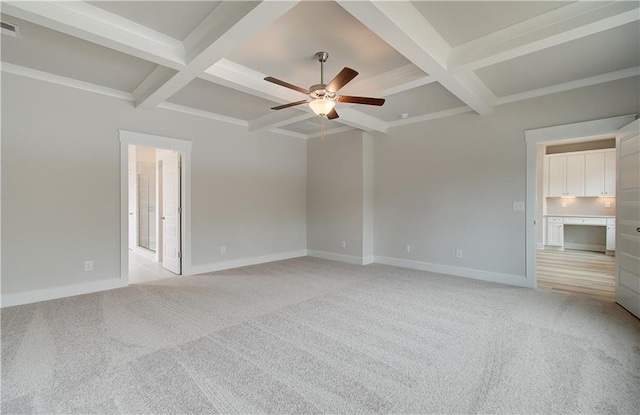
left=309, top=84, right=336, bottom=99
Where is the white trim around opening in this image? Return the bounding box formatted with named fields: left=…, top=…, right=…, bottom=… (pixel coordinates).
left=119, top=130, right=193, bottom=284
left=523, top=114, right=636, bottom=289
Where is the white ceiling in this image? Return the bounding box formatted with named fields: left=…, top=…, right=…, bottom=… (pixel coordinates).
left=1, top=1, right=638, bottom=138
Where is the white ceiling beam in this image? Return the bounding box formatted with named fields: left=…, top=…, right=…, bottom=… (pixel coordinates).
left=450, top=2, right=640, bottom=71
left=2, top=1, right=186, bottom=69
left=205, top=59, right=388, bottom=133
left=341, top=63, right=436, bottom=97
left=337, top=0, right=495, bottom=115
left=249, top=110, right=315, bottom=132
left=134, top=1, right=299, bottom=109
left=496, top=66, right=640, bottom=106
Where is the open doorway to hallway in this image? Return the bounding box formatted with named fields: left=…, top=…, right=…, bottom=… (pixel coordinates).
left=128, top=144, right=183, bottom=283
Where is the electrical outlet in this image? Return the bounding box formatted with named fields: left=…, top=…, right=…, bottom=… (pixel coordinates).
left=455, top=249, right=463, bottom=259
left=512, top=201, right=525, bottom=211
left=84, top=260, right=93, bottom=271
left=341, top=240, right=346, bottom=249
left=605, top=201, right=611, bottom=208
left=405, top=244, right=411, bottom=252
left=220, top=246, right=226, bottom=254
left=561, top=201, right=567, bottom=208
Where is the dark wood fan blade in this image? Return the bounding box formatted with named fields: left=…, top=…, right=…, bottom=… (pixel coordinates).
left=326, top=67, right=358, bottom=93
left=264, top=77, right=310, bottom=95
left=326, top=108, right=339, bottom=120
left=338, top=96, right=385, bottom=106
left=271, top=99, right=310, bottom=110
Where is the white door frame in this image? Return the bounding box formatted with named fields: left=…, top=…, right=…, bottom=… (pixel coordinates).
left=524, top=114, right=636, bottom=288
left=119, top=130, right=193, bottom=284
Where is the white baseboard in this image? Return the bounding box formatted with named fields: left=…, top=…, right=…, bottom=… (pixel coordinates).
left=563, top=243, right=606, bottom=252
left=189, top=249, right=308, bottom=275
left=374, top=256, right=532, bottom=288
left=307, top=250, right=367, bottom=265
left=1, top=278, right=127, bottom=308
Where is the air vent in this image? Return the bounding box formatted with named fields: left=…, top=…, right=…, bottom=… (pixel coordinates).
left=1, top=22, right=21, bottom=38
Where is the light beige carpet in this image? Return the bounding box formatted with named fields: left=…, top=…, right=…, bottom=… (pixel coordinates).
left=2, top=257, right=639, bottom=414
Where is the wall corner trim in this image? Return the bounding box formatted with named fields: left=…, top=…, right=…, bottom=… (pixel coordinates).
left=374, top=256, right=532, bottom=288
left=1, top=278, right=127, bottom=308
left=188, top=250, right=308, bottom=276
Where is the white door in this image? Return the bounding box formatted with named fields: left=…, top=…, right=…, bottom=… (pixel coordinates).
left=128, top=145, right=137, bottom=250
left=158, top=149, right=181, bottom=274
left=615, top=120, right=640, bottom=318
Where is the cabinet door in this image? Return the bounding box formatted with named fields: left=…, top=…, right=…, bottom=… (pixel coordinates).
left=604, top=150, right=616, bottom=196
left=548, top=157, right=566, bottom=197
left=585, top=153, right=605, bottom=196
left=547, top=222, right=564, bottom=246
left=565, top=154, right=585, bottom=196
left=606, top=225, right=616, bottom=251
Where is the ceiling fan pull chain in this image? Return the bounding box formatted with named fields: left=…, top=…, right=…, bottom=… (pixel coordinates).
left=321, top=117, right=326, bottom=141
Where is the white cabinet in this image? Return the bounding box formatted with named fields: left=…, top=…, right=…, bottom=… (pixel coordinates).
left=547, top=154, right=585, bottom=197
left=546, top=217, right=564, bottom=247
left=585, top=150, right=616, bottom=197
left=606, top=218, right=615, bottom=251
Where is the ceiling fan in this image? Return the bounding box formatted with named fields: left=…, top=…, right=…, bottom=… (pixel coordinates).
left=264, top=51, right=385, bottom=120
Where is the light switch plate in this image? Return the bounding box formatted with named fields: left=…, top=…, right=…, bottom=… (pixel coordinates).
left=513, top=201, right=525, bottom=211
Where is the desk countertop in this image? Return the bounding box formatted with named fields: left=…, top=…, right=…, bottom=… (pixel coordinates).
left=544, top=214, right=615, bottom=218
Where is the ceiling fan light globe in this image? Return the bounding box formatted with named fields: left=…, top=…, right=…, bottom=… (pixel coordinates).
left=309, top=98, right=335, bottom=116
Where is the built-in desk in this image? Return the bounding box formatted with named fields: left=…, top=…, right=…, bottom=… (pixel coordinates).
left=544, top=215, right=615, bottom=253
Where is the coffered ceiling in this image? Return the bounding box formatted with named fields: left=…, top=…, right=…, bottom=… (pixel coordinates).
left=1, top=1, right=638, bottom=139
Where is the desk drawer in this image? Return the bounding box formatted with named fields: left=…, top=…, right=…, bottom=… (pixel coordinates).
left=563, top=217, right=606, bottom=226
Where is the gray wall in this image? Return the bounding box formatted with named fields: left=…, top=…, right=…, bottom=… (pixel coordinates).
left=2, top=73, right=307, bottom=295
left=373, top=77, right=638, bottom=277
left=306, top=130, right=364, bottom=258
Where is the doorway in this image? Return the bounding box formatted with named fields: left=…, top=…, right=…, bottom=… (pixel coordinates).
left=128, top=145, right=183, bottom=282
left=119, top=130, right=192, bottom=285
left=524, top=115, right=636, bottom=295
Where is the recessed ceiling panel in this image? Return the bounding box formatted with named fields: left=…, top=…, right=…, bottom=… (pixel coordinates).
left=167, top=78, right=278, bottom=121
left=0, top=16, right=157, bottom=92
left=355, top=83, right=465, bottom=122
left=228, top=1, right=410, bottom=89
left=87, top=1, right=221, bottom=40
left=476, top=22, right=640, bottom=97
left=282, top=118, right=344, bottom=134
left=412, top=1, right=571, bottom=47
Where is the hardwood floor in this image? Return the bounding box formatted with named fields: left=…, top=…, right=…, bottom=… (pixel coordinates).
left=537, top=249, right=615, bottom=301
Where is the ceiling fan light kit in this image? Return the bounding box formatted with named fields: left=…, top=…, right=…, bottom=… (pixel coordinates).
left=264, top=51, right=385, bottom=122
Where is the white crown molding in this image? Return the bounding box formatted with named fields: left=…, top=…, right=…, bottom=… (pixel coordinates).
left=497, top=66, right=640, bottom=106
left=450, top=2, right=640, bottom=71
left=268, top=128, right=309, bottom=140
left=157, top=102, right=248, bottom=127
left=2, top=1, right=186, bottom=69
left=1, top=62, right=135, bottom=101
left=387, top=106, right=473, bottom=128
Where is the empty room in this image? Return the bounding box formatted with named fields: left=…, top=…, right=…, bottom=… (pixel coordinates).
left=1, top=1, right=639, bottom=414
